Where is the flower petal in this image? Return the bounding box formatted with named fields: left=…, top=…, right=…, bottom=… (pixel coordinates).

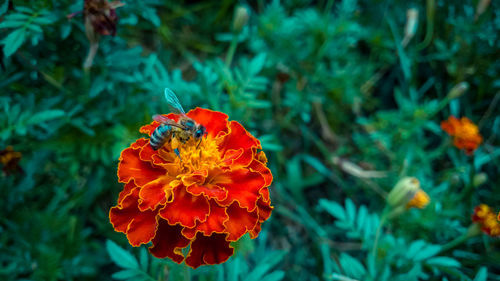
left=159, top=186, right=210, bottom=227
left=250, top=189, right=273, bottom=239
left=181, top=170, right=208, bottom=186
left=138, top=176, right=173, bottom=211
left=187, top=108, right=229, bottom=138
left=117, top=180, right=137, bottom=205
left=109, top=188, right=158, bottom=246
left=249, top=157, right=273, bottom=187
left=110, top=188, right=140, bottom=233
left=440, top=116, right=459, bottom=135
left=222, top=148, right=254, bottom=168
left=126, top=209, right=159, bottom=246
left=186, top=183, right=228, bottom=201
left=220, top=121, right=261, bottom=152
left=185, top=232, right=234, bottom=269
left=140, top=122, right=160, bottom=136
left=149, top=220, right=190, bottom=263
left=224, top=202, right=258, bottom=241
left=118, top=144, right=165, bottom=186
left=182, top=200, right=228, bottom=239
left=216, top=168, right=265, bottom=211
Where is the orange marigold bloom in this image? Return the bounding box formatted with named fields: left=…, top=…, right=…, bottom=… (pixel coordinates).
left=406, top=190, right=430, bottom=209
left=441, top=116, right=483, bottom=155
left=109, top=108, right=273, bottom=268
left=472, top=204, right=500, bottom=237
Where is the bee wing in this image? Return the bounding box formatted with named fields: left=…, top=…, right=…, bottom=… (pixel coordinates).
left=164, top=88, right=186, bottom=115
left=153, top=114, right=173, bottom=123
left=153, top=115, right=185, bottom=129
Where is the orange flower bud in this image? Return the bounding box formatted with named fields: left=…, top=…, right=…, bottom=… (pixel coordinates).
left=406, top=190, right=430, bottom=209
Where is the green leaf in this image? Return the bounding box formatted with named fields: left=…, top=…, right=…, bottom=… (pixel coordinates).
left=473, top=267, right=488, bottom=281
left=345, top=199, right=356, bottom=225
left=0, top=0, right=9, bottom=16
left=425, top=257, right=460, bottom=268
left=112, top=269, right=142, bottom=280
left=260, top=271, right=285, bottom=281
left=106, top=240, right=139, bottom=269
left=244, top=251, right=286, bottom=281
left=0, top=20, right=25, bottom=29
left=139, top=247, right=149, bottom=272
left=28, top=109, right=65, bottom=124
left=2, top=28, right=27, bottom=57
left=413, top=244, right=441, bottom=261
left=318, top=199, right=346, bottom=221
left=248, top=53, right=267, bottom=76
left=339, top=252, right=366, bottom=279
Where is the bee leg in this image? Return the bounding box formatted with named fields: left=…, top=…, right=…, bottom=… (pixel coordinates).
left=174, top=148, right=181, bottom=161
left=196, top=138, right=202, bottom=149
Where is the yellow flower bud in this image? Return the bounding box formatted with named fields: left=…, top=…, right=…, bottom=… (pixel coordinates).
left=386, top=177, right=421, bottom=208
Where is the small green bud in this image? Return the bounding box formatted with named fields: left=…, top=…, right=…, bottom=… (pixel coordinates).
left=472, top=173, right=488, bottom=188
left=447, top=82, right=469, bottom=100
left=232, top=6, right=249, bottom=33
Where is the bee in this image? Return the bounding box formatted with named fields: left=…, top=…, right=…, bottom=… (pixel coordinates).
left=150, top=88, right=206, bottom=157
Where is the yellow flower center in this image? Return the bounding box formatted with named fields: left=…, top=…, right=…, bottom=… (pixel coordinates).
left=159, top=137, right=222, bottom=174
left=456, top=119, right=480, bottom=140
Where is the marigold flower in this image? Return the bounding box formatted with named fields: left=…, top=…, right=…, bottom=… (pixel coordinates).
left=109, top=108, right=273, bottom=268
left=406, top=190, right=430, bottom=209
left=441, top=116, right=483, bottom=155
left=0, top=146, right=22, bottom=175
left=472, top=204, right=500, bottom=237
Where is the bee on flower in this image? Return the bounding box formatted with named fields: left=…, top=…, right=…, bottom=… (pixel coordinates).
left=441, top=116, right=483, bottom=155
left=472, top=204, right=500, bottom=237
left=109, top=89, right=273, bottom=268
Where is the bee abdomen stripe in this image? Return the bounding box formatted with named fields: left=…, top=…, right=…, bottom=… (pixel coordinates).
left=150, top=125, right=172, bottom=150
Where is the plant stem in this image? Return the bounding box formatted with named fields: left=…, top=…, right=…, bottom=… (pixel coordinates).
left=84, top=42, right=99, bottom=69
left=372, top=207, right=389, bottom=256
left=183, top=264, right=191, bottom=281
left=416, top=0, right=435, bottom=50
left=440, top=224, right=481, bottom=253
left=225, top=34, right=239, bottom=67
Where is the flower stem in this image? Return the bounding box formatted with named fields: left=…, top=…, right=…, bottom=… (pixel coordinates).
left=84, top=42, right=99, bottom=69
left=440, top=224, right=481, bottom=253
left=183, top=264, right=191, bottom=281
left=225, top=34, right=239, bottom=67
left=416, top=0, right=435, bottom=50
left=372, top=207, right=389, bottom=256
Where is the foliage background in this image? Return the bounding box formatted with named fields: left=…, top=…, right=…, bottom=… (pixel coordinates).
left=1, top=0, right=499, bottom=280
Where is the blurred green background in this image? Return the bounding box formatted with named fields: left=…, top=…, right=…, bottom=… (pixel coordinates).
left=1, top=0, right=499, bottom=280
